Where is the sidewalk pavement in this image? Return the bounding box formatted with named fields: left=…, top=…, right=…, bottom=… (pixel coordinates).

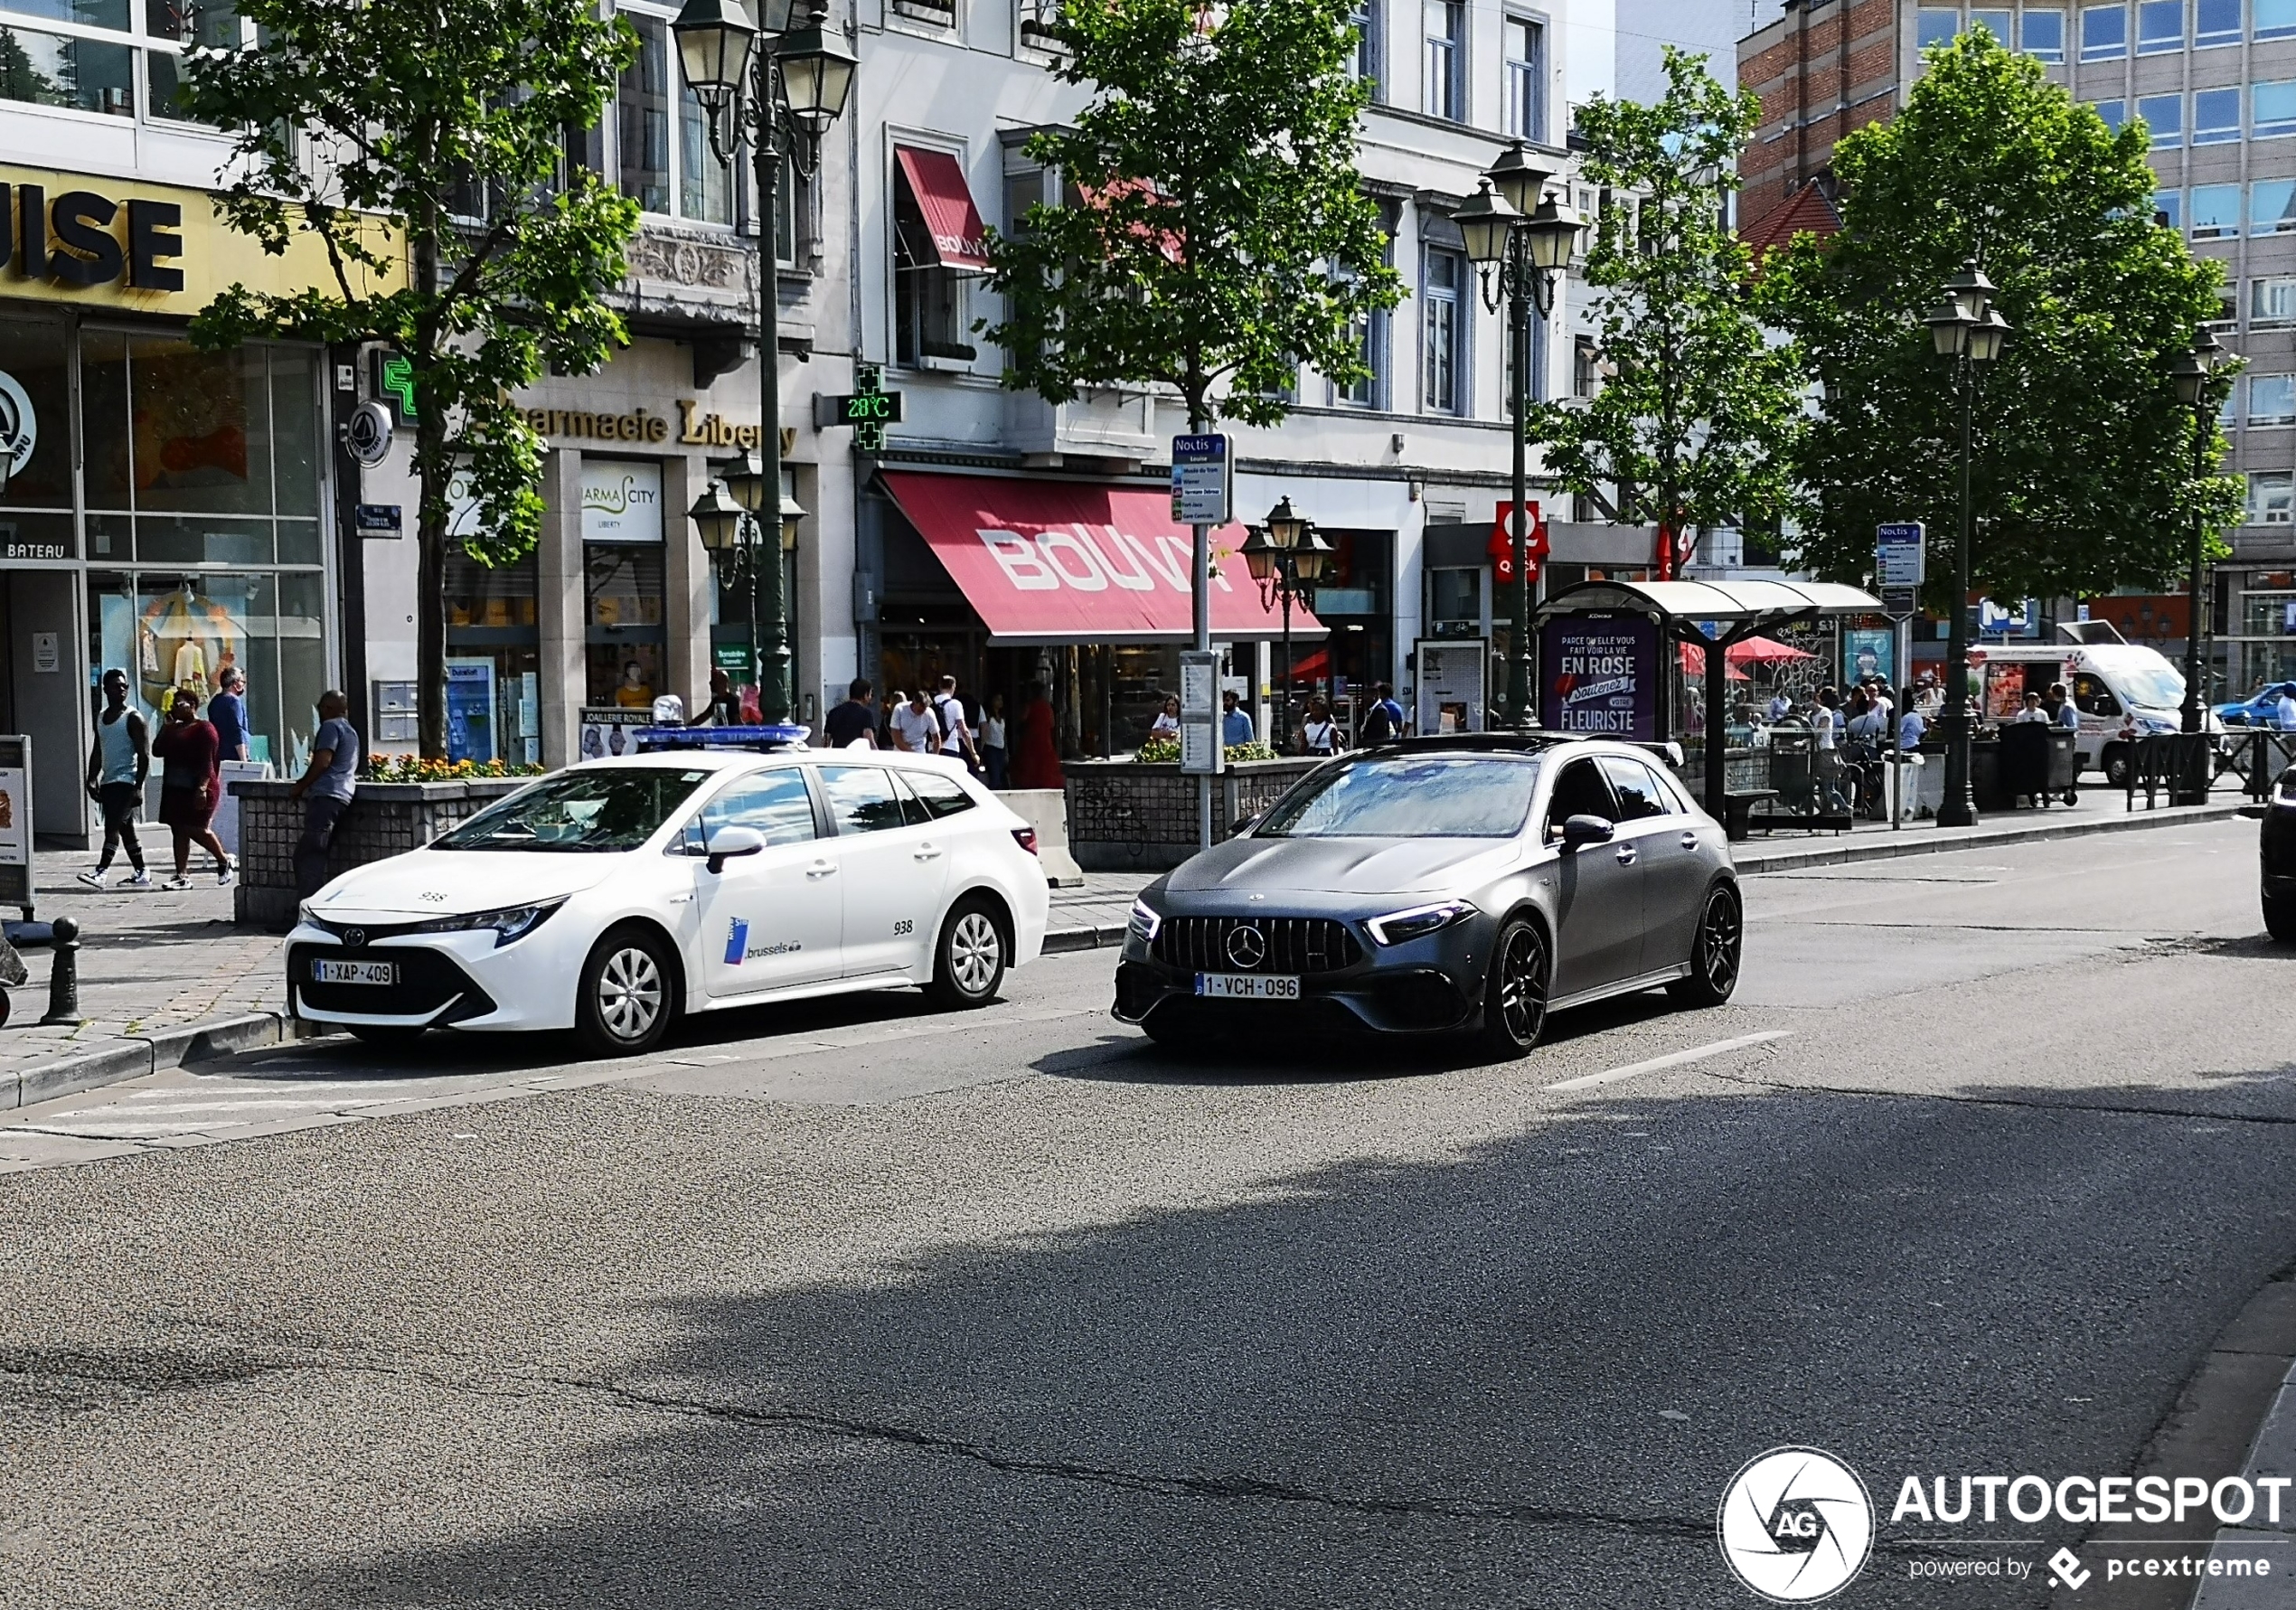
left=0, top=787, right=2256, bottom=1113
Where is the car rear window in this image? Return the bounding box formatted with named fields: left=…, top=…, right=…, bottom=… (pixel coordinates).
left=1257, top=755, right=1539, bottom=839
left=904, top=769, right=977, bottom=820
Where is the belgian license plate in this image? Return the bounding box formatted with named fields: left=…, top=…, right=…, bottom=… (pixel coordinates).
left=1195, top=973, right=1300, bottom=1001
left=314, top=958, right=396, bottom=986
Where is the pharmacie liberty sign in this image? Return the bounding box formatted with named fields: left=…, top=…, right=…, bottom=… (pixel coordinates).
left=519, top=400, right=782, bottom=452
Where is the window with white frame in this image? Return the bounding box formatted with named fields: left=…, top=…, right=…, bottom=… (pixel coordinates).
left=2093, top=99, right=2127, bottom=133
left=2081, top=3, right=2128, bottom=57
left=893, top=153, right=981, bottom=367
left=2254, top=178, right=2296, bottom=233
left=2136, top=0, right=2182, bottom=51
left=1423, top=0, right=1462, bottom=122
left=0, top=0, right=246, bottom=123
left=1421, top=246, right=1464, bottom=414
left=2264, top=0, right=2296, bottom=35
left=2155, top=188, right=2182, bottom=227
left=2256, top=80, right=2296, bottom=137
left=2195, top=0, right=2243, bottom=44
left=1350, top=0, right=1381, bottom=99
left=2195, top=87, right=2241, bottom=143
left=2221, top=372, right=2240, bottom=424
left=2254, top=276, right=2296, bottom=325
left=2138, top=93, right=2181, bottom=146
left=2022, top=6, right=2066, bottom=57
left=2250, top=373, right=2296, bottom=426
left=1504, top=13, right=1542, bottom=142
left=616, top=9, right=734, bottom=224
left=2215, top=282, right=2239, bottom=325
left=1970, top=8, right=2012, bottom=42
left=2250, top=470, right=2294, bottom=523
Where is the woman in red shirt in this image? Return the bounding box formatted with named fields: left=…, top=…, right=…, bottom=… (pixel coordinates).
left=151, top=689, right=232, bottom=890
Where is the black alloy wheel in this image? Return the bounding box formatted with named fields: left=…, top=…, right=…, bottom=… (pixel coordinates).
left=1670, top=885, right=1743, bottom=1008
left=1479, top=917, right=1550, bottom=1059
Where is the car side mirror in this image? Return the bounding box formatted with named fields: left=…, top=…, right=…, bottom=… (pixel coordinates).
left=1559, top=814, right=1615, bottom=850
left=702, top=824, right=765, bottom=873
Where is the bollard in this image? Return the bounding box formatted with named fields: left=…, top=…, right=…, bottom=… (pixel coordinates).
left=41, top=917, right=80, bottom=1025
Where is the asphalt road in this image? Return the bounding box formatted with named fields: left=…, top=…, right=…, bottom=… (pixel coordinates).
left=2, top=818, right=2292, bottom=1609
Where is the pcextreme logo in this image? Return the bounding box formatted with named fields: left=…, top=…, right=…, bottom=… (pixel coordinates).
left=1717, top=1446, right=1876, bottom=1603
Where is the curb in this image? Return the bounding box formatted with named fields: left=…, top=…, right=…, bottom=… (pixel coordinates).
left=2052, top=1270, right=2296, bottom=1610
left=1043, top=922, right=1126, bottom=956
left=1734, top=801, right=2249, bottom=876
left=1, top=1010, right=311, bottom=1113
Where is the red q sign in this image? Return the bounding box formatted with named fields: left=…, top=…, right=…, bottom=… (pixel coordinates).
left=1490, top=501, right=1548, bottom=585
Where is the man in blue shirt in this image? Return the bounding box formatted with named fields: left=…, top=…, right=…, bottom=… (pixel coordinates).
left=209, top=665, right=250, bottom=761
left=1360, top=681, right=1406, bottom=745
left=290, top=690, right=361, bottom=897
left=1220, top=689, right=1255, bottom=748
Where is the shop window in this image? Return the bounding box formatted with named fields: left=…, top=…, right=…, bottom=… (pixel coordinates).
left=2194, top=87, right=2240, bottom=143
left=1422, top=0, right=1461, bottom=121
left=585, top=541, right=667, bottom=707
left=1503, top=14, right=1541, bottom=141
left=2196, top=0, right=2242, bottom=43
left=2081, top=3, right=2128, bottom=57
left=1426, top=567, right=1481, bottom=636
left=1917, top=7, right=1959, bottom=49
left=2022, top=7, right=2066, bottom=58
left=0, top=316, right=74, bottom=519
left=2137, top=0, right=2182, bottom=51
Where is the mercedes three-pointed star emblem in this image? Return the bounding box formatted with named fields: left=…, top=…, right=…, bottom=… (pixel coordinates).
left=1226, top=923, right=1267, bottom=970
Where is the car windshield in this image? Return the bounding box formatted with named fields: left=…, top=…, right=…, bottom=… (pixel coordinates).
left=1256, top=755, right=1539, bottom=839
left=432, top=767, right=711, bottom=852
left=2118, top=665, right=2187, bottom=710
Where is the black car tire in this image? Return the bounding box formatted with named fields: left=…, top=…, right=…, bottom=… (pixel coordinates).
left=576, top=924, right=676, bottom=1058
left=1479, top=916, right=1549, bottom=1059
left=1669, top=884, right=1744, bottom=1008
left=2267, top=891, right=2296, bottom=945
left=348, top=1024, right=425, bottom=1047
left=924, top=897, right=1007, bottom=1010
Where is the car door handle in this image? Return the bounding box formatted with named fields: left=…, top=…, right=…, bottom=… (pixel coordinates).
left=1680, top=832, right=1698, bottom=852
left=1614, top=845, right=1637, bottom=866
left=914, top=843, right=943, bottom=861
left=805, top=860, right=838, bottom=879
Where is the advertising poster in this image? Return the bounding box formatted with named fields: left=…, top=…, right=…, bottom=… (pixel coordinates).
left=1844, top=627, right=1895, bottom=688
left=580, top=459, right=664, bottom=543
left=445, top=659, right=496, bottom=764
left=1539, top=616, right=1660, bottom=739
left=578, top=706, right=652, bottom=762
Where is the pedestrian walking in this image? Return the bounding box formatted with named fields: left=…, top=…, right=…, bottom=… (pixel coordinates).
left=152, top=689, right=231, bottom=889
left=289, top=691, right=360, bottom=898
left=209, top=665, right=251, bottom=762
left=2276, top=683, right=2296, bottom=732
left=79, top=667, right=152, bottom=889
left=823, top=677, right=879, bottom=748
left=981, top=693, right=1010, bottom=788
left=934, top=675, right=981, bottom=773
left=687, top=667, right=743, bottom=727
left=1011, top=681, right=1063, bottom=790
left=1220, top=689, right=1254, bottom=749
left=890, top=688, right=942, bottom=754
left=1359, top=681, right=1404, bottom=745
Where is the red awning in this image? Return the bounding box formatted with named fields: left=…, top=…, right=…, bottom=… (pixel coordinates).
left=880, top=470, right=1327, bottom=645
left=894, top=147, right=991, bottom=273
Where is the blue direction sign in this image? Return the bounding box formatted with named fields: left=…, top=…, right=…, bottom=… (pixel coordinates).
left=1170, top=433, right=1231, bottom=526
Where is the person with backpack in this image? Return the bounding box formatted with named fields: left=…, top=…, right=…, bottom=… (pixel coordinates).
left=933, top=674, right=980, bottom=774
left=1359, top=681, right=1405, bottom=746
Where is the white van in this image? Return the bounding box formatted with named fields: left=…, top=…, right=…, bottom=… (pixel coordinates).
left=1966, top=624, right=2216, bottom=786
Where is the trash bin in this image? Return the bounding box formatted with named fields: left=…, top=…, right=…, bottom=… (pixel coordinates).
left=1998, top=721, right=2053, bottom=808
left=1767, top=718, right=1817, bottom=814
left=2045, top=728, right=2078, bottom=805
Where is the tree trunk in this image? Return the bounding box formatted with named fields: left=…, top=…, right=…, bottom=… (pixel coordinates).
left=416, top=520, right=447, bottom=760
left=411, top=198, right=447, bottom=761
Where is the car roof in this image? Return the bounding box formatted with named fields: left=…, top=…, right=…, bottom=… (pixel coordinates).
left=1350, top=733, right=1679, bottom=765
left=566, top=746, right=971, bottom=776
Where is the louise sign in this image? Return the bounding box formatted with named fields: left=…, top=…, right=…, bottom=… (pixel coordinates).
left=1539, top=615, right=1660, bottom=738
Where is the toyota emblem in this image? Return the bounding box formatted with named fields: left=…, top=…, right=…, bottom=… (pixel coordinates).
left=1225, top=923, right=1267, bottom=970
left=343, top=927, right=366, bottom=950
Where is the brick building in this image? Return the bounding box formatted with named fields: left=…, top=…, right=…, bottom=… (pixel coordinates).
left=1738, top=0, right=1903, bottom=236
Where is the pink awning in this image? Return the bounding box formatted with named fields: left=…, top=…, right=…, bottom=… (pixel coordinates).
left=880, top=470, right=1327, bottom=645
left=894, top=147, right=992, bottom=273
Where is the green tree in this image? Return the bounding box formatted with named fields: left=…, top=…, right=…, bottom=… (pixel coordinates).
left=1529, top=47, right=1803, bottom=570
left=1761, top=29, right=2241, bottom=606
left=182, top=0, right=639, bottom=758
left=980, top=0, right=1401, bottom=437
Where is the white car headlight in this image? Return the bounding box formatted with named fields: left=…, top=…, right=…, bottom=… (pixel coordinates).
left=409, top=899, right=566, bottom=947
left=1128, top=899, right=1162, bottom=944
left=1365, top=900, right=1477, bottom=946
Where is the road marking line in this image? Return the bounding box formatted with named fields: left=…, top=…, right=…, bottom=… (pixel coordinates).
left=1544, top=1031, right=1793, bottom=1094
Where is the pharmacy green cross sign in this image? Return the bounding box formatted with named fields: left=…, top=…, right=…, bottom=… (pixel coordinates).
left=819, top=363, right=902, bottom=452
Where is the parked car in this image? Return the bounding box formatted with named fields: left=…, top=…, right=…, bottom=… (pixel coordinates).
left=2261, top=763, right=2296, bottom=944
left=2215, top=683, right=2296, bottom=729
left=287, top=736, right=1049, bottom=1056
left=1113, top=734, right=1741, bottom=1059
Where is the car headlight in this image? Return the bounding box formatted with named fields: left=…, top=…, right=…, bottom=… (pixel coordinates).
left=1128, top=899, right=1162, bottom=944
left=296, top=901, right=319, bottom=928
left=1364, top=900, right=1477, bottom=946
left=409, top=899, right=566, bottom=947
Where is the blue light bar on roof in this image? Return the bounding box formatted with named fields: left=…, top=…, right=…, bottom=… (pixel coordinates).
left=633, top=724, right=812, bottom=753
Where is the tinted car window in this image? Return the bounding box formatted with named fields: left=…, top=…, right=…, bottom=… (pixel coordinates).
left=435, top=767, right=710, bottom=852
left=1544, top=758, right=1619, bottom=839
left=1598, top=756, right=1670, bottom=821
left=692, top=770, right=816, bottom=849
left=904, top=768, right=978, bottom=820
left=1256, top=755, right=1539, bottom=838
left=817, top=765, right=908, bottom=834
left=892, top=774, right=934, bottom=828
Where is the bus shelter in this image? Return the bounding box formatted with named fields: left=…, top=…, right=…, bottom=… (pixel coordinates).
left=1533, top=578, right=1886, bottom=823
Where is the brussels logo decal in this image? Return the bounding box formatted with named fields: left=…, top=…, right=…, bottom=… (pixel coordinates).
left=1717, top=1446, right=1875, bottom=1603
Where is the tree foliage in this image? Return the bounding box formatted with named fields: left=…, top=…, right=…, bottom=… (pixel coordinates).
left=1529, top=47, right=1803, bottom=560
left=1760, top=29, right=2240, bottom=606
left=980, top=0, right=1401, bottom=430
left=182, top=0, right=639, bottom=756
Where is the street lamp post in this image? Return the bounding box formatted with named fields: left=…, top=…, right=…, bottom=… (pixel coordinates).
left=1240, top=496, right=1331, bottom=751
left=673, top=0, right=855, bottom=725
left=2171, top=325, right=2230, bottom=741
left=689, top=451, right=805, bottom=720
left=1457, top=144, right=1583, bottom=730
left=1922, top=259, right=2010, bottom=829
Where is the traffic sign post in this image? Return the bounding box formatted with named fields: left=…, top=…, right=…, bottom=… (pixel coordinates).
left=1877, top=522, right=1927, bottom=833
left=1171, top=434, right=1232, bottom=527
left=1172, top=434, right=1231, bottom=846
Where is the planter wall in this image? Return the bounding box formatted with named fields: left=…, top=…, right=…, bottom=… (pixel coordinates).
left=231, top=777, right=528, bottom=931
left=1065, top=758, right=1327, bottom=872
